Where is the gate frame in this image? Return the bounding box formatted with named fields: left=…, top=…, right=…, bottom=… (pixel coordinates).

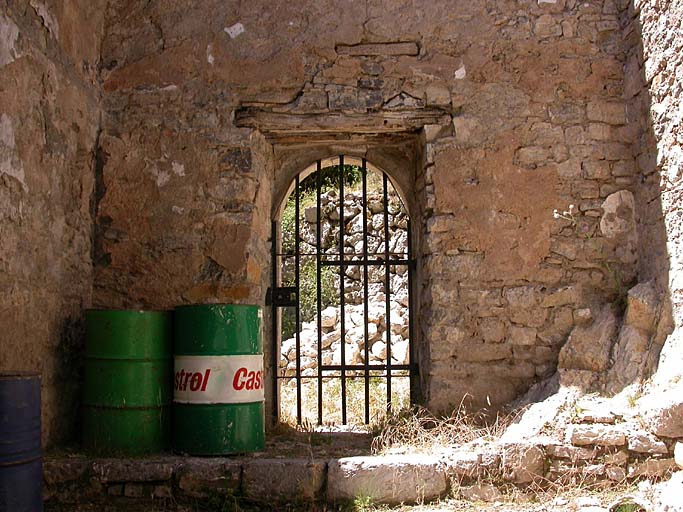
left=269, top=155, right=417, bottom=425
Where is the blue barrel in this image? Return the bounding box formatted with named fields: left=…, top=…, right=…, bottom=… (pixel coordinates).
left=0, top=373, right=43, bottom=512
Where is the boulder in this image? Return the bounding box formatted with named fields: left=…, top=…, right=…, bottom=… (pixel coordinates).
left=559, top=306, right=617, bottom=372
left=624, top=281, right=659, bottom=332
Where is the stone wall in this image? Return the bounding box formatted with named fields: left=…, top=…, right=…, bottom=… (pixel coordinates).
left=1, top=0, right=681, bottom=446
left=623, top=0, right=683, bottom=386
left=93, top=0, right=650, bottom=416
left=0, top=1, right=105, bottom=445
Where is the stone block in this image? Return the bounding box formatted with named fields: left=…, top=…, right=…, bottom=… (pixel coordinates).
left=567, top=425, right=626, bottom=447
left=153, top=485, right=173, bottom=498
left=587, top=101, right=627, bottom=125
left=479, top=317, right=506, bottom=343
left=124, top=483, right=151, bottom=498
left=43, top=459, right=90, bottom=485
left=176, top=459, right=241, bottom=498
left=628, top=458, right=676, bottom=479
left=541, top=286, right=581, bottom=307
left=606, top=466, right=626, bottom=481
left=627, top=431, right=668, bottom=454
left=547, top=444, right=598, bottom=461
left=242, top=459, right=326, bottom=502
left=535, top=14, right=562, bottom=38
left=509, top=326, right=537, bottom=345
left=92, top=460, right=174, bottom=483
left=604, top=450, right=629, bottom=465
left=458, top=343, right=512, bottom=362
left=444, top=445, right=500, bottom=481
left=558, top=306, right=617, bottom=372
left=500, top=443, right=546, bottom=483
left=460, top=483, right=502, bottom=502
left=327, top=455, right=447, bottom=505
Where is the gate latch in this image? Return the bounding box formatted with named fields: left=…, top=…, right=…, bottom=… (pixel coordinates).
left=266, top=287, right=297, bottom=307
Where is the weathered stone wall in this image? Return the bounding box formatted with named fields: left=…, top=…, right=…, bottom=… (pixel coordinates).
left=94, top=0, right=645, bottom=415
left=0, top=1, right=105, bottom=445
left=623, top=0, right=683, bottom=386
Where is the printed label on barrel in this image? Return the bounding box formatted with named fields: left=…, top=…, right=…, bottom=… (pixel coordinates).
left=174, top=355, right=264, bottom=404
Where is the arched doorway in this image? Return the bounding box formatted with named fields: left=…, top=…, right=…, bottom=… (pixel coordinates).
left=270, top=156, right=415, bottom=426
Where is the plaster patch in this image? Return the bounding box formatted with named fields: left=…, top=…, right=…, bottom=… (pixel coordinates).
left=0, top=114, right=27, bottom=191
left=160, top=84, right=178, bottom=92
left=0, top=13, right=19, bottom=67
left=172, top=161, right=185, bottom=176
left=206, top=44, right=215, bottom=65
left=29, top=1, right=59, bottom=40
left=172, top=206, right=185, bottom=214
left=224, top=23, right=245, bottom=39
left=454, top=64, right=466, bottom=80
left=538, top=0, right=558, bottom=3
left=155, top=170, right=170, bottom=187
left=145, top=159, right=170, bottom=187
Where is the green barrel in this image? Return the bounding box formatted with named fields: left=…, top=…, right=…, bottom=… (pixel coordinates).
left=172, top=304, right=264, bottom=455
left=83, top=310, right=171, bottom=455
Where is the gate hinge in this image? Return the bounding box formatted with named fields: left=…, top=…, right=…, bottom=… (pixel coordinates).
left=266, top=287, right=297, bottom=307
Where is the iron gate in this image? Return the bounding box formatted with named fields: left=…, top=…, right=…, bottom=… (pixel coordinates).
left=270, top=156, right=415, bottom=425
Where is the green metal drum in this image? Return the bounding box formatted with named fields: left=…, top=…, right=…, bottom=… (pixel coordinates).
left=83, top=310, right=171, bottom=455
left=172, top=304, right=264, bottom=455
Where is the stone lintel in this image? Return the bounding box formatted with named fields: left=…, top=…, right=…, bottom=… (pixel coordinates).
left=234, top=108, right=451, bottom=138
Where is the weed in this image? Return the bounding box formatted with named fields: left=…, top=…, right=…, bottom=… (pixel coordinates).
left=371, top=400, right=514, bottom=455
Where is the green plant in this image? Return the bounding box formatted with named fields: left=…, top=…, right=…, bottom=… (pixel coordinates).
left=352, top=495, right=376, bottom=512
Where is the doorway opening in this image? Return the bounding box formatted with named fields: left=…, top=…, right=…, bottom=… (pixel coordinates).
left=270, top=156, right=415, bottom=427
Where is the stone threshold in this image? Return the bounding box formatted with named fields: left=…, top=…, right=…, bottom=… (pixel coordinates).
left=44, top=431, right=680, bottom=510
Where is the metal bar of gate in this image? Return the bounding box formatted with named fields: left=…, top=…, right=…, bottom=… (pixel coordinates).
left=316, top=160, right=323, bottom=425
left=270, top=221, right=278, bottom=423
left=338, top=155, right=347, bottom=424
left=362, top=159, right=370, bottom=424
left=295, top=174, right=302, bottom=424
left=407, top=219, right=416, bottom=404
left=383, top=173, right=392, bottom=412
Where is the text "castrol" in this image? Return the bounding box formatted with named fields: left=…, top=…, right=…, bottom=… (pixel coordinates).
left=232, top=368, right=263, bottom=391
left=175, top=369, right=211, bottom=392
left=173, top=354, right=265, bottom=404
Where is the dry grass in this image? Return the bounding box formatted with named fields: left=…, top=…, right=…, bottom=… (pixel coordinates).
left=279, top=376, right=411, bottom=429
left=371, top=399, right=518, bottom=455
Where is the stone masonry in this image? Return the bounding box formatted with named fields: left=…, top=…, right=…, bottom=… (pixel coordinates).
left=93, top=0, right=650, bottom=418
left=1, top=0, right=682, bottom=449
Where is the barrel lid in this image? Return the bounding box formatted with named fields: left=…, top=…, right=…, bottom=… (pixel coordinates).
left=0, top=371, right=41, bottom=380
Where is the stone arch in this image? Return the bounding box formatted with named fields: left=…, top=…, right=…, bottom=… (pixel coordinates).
left=271, top=146, right=419, bottom=223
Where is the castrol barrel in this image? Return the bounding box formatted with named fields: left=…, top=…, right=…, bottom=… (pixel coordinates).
left=83, top=310, right=171, bottom=454
left=0, top=372, right=42, bottom=512
left=172, top=304, right=264, bottom=455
